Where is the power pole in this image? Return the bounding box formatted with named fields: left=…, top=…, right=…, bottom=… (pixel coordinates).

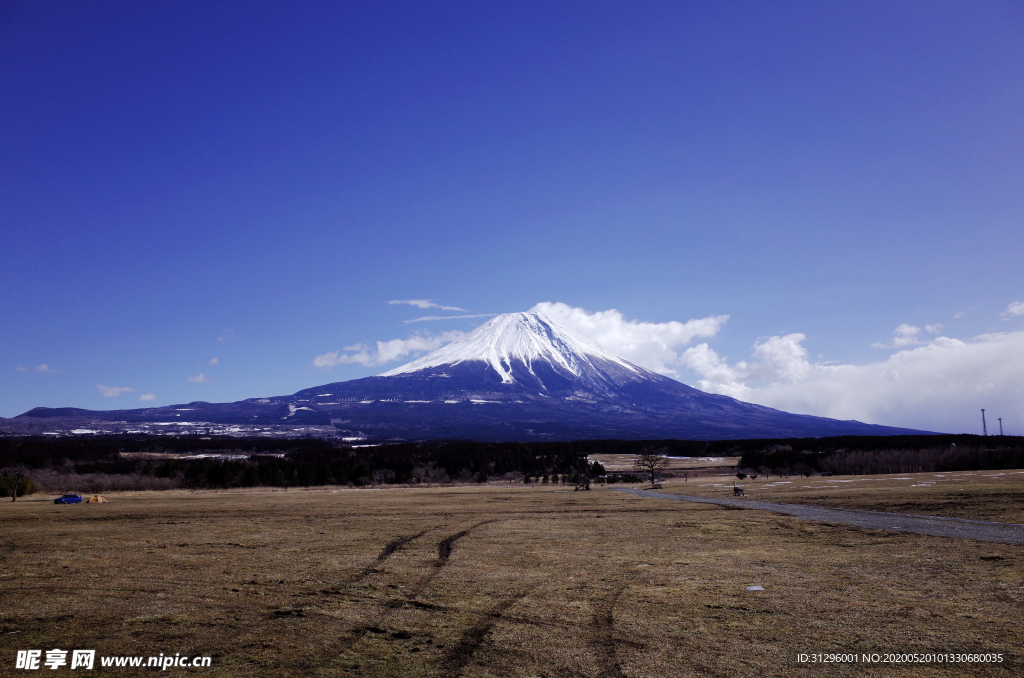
left=998, top=418, right=1003, bottom=436
left=981, top=409, right=987, bottom=436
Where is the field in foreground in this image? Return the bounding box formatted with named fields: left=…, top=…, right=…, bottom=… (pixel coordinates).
left=1, top=484, right=1021, bottom=677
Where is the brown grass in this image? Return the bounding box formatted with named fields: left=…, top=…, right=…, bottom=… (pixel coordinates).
left=1, top=484, right=1021, bottom=676
left=668, top=469, right=1024, bottom=524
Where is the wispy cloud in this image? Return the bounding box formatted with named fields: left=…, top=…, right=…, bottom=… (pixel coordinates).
left=217, top=329, right=237, bottom=342
left=1001, top=301, right=1024, bottom=317
left=314, top=331, right=465, bottom=369
left=187, top=372, right=213, bottom=383
left=208, top=357, right=220, bottom=366
left=16, top=363, right=58, bottom=373
left=97, top=384, right=133, bottom=397
left=139, top=393, right=156, bottom=401
left=388, top=299, right=467, bottom=312
left=953, top=310, right=967, bottom=319
left=531, top=302, right=728, bottom=378
left=403, top=313, right=495, bottom=324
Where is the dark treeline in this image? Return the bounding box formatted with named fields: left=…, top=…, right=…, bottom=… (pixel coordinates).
left=3, top=434, right=1021, bottom=492
left=0, top=436, right=628, bottom=491
left=0, top=436, right=708, bottom=470
left=735, top=435, right=1024, bottom=476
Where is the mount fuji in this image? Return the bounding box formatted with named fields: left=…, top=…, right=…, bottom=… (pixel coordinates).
left=11, top=312, right=927, bottom=440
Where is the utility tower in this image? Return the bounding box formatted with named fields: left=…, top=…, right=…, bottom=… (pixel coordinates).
left=998, top=418, right=1003, bottom=436
left=981, top=409, right=987, bottom=436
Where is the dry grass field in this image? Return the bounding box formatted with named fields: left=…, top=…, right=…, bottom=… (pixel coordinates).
left=2, top=483, right=1022, bottom=677
left=666, top=469, right=1024, bottom=524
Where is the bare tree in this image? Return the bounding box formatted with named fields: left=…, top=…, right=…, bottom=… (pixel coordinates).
left=633, top=448, right=669, bottom=488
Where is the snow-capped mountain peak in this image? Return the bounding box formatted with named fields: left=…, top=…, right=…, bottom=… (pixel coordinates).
left=381, top=312, right=641, bottom=385
left=14, top=312, right=930, bottom=442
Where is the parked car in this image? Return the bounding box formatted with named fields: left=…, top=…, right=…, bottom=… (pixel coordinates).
left=54, top=494, right=82, bottom=504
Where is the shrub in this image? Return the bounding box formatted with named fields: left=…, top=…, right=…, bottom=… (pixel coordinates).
left=0, top=472, right=39, bottom=498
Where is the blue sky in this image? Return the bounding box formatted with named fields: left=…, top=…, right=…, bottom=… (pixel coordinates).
left=2, top=1, right=1022, bottom=432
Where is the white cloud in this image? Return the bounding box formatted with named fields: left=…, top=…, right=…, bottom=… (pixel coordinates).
left=953, top=310, right=967, bottom=319
left=139, top=393, right=156, bottom=401
left=925, top=324, right=944, bottom=334
left=677, top=333, right=813, bottom=398
left=681, top=330, right=1024, bottom=433
left=187, top=372, right=213, bottom=383
left=893, top=323, right=922, bottom=347
left=314, top=331, right=466, bottom=369
left=1002, top=301, right=1024, bottom=317
left=389, top=299, right=467, bottom=312
left=403, top=314, right=496, bottom=324
left=872, top=323, right=929, bottom=349
left=530, top=302, right=728, bottom=378
left=217, top=329, right=237, bottom=342
left=208, top=357, right=219, bottom=366
left=16, top=363, right=58, bottom=373
left=97, top=384, right=133, bottom=397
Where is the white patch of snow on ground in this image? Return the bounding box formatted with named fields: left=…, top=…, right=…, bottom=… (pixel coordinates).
left=285, top=404, right=315, bottom=418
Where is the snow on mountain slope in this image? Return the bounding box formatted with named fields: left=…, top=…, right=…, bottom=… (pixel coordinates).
left=381, top=312, right=645, bottom=385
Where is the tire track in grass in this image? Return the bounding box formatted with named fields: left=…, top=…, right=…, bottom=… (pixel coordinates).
left=439, top=587, right=534, bottom=678
left=322, top=530, right=430, bottom=593
left=436, top=530, right=470, bottom=562
left=591, top=585, right=626, bottom=678
left=331, top=520, right=498, bottom=657
left=322, top=529, right=436, bottom=657
left=376, top=530, right=428, bottom=563
left=408, top=520, right=496, bottom=599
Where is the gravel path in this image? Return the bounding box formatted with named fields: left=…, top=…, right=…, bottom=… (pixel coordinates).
left=613, top=487, right=1024, bottom=545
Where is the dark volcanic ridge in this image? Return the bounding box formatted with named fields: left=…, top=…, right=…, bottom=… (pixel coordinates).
left=4, top=312, right=930, bottom=441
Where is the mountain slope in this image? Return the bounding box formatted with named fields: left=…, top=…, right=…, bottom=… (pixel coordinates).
left=10, top=312, right=931, bottom=441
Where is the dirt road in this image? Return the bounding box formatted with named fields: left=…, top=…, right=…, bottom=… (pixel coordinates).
left=614, top=487, right=1024, bottom=544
